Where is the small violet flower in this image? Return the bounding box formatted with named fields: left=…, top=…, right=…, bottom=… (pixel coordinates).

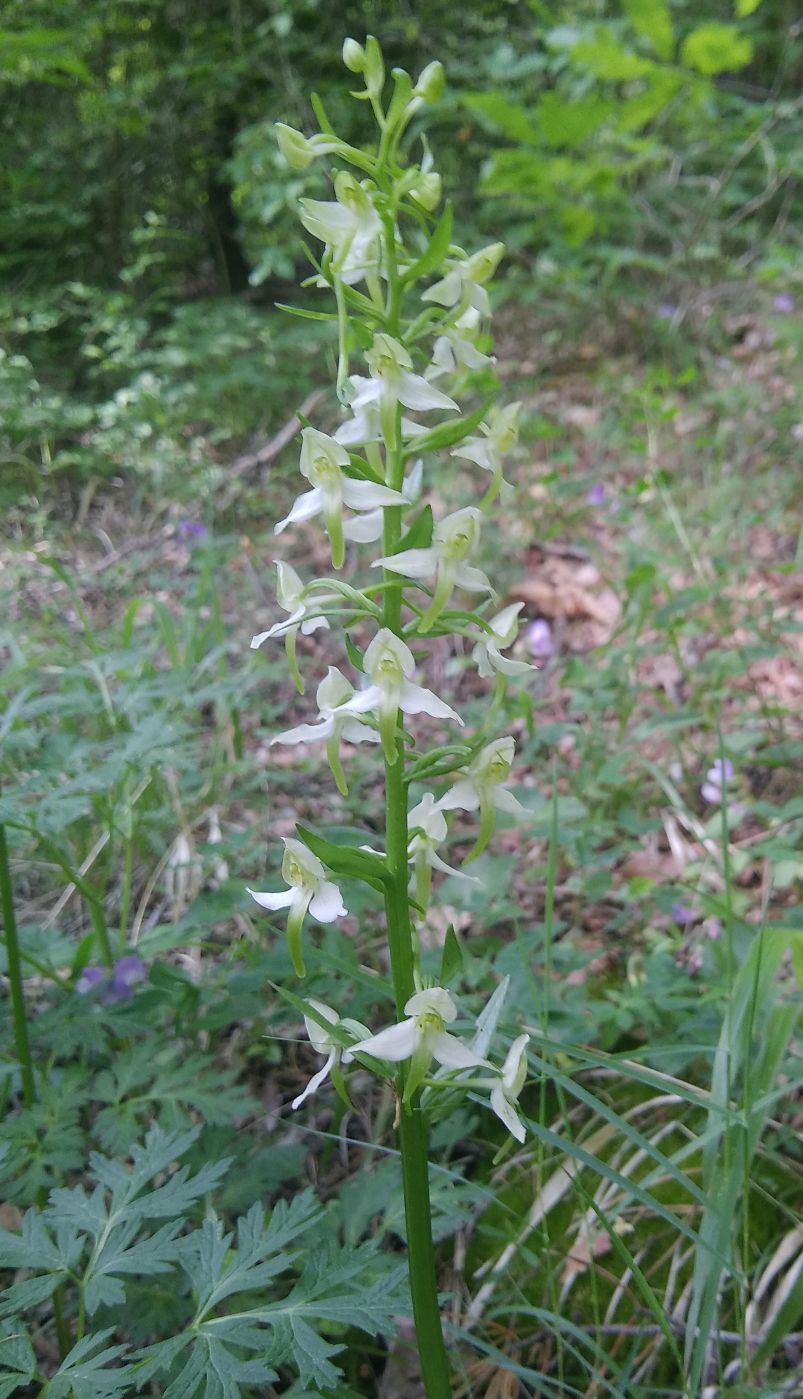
left=527, top=618, right=553, bottom=660
left=374, top=505, right=492, bottom=633
left=472, top=602, right=533, bottom=680
left=701, top=758, right=735, bottom=805
left=270, top=665, right=379, bottom=796
left=586, top=483, right=606, bottom=506
left=489, top=1034, right=530, bottom=1143
left=671, top=902, right=695, bottom=928
left=177, top=520, right=208, bottom=541
left=354, top=986, right=487, bottom=1102
left=275, top=427, right=406, bottom=569
left=76, top=955, right=147, bottom=1004
left=773, top=293, right=794, bottom=314
left=338, top=628, right=463, bottom=765
left=249, top=837, right=347, bottom=977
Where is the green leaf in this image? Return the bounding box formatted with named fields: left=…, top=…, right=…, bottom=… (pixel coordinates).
left=462, top=92, right=539, bottom=144
left=735, top=0, right=763, bottom=13
left=403, top=203, right=453, bottom=285
left=398, top=504, right=433, bottom=552
left=440, top=924, right=463, bottom=983
left=404, top=398, right=492, bottom=457
left=537, top=93, right=612, bottom=148
left=0, top=1320, right=36, bottom=1398
left=42, top=1331, right=131, bottom=1399
left=571, top=30, right=655, bottom=79
left=274, top=302, right=338, bottom=323
left=681, top=23, right=753, bottom=74
left=295, top=824, right=389, bottom=887
left=624, top=0, right=674, bottom=59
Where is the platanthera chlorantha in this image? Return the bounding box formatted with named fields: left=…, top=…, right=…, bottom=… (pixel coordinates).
left=250, top=36, right=533, bottom=1394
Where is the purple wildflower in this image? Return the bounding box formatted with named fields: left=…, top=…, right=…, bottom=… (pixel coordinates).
left=657, top=303, right=677, bottom=321
left=110, top=954, right=147, bottom=994
left=586, top=483, right=606, bottom=506
left=701, top=758, right=735, bottom=804
left=178, top=520, right=208, bottom=541
left=527, top=618, right=553, bottom=660
left=773, top=293, right=794, bottom=314
left=671, top=902, right=695, bottom=927
left=76, top=965, right=107, bottom=995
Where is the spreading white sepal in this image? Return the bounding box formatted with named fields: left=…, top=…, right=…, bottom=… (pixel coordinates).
left=472, top=602, right=533, bottom=679
left=248, top=837, right=347, bottom=976
left=354, top=987, right=488, bottom=1080
left=251, top=561, right=331, bottom=648
left=338, top=628, right=463, bottom=763
left=373, top=506, right=492, bottom=632
left=270, top=666, right=379, bottom=795
left=452, top=401, right=521, bottom=502
left=488, top=1034, right=530, bottom=1142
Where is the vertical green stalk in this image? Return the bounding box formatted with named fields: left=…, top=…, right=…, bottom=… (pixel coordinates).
left=382, top=426, right=452, bottom=1397
left=0, top=817, right=35, bottom=1107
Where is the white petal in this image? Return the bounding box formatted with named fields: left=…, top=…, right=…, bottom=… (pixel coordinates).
left=299, top=615, right=330, bottom=635
left=340, top=719, right=380, bottom=744
left=397, top=371, right=459, bottom=414
left=309, top=879, right=347, bottom=923
left=428, top=850, right=481, bottom=883
left=373, top=547, right=437, bottom=579
left=493, top=788, right=528, bottom=816
left=405, top=987, right=457, bottom=1021
left=343, top=510, right=382, bottom=543
left=270, top=718, right=336, bottom=746
left=341, top=479, right=406, bottom=510
left=356, top=1018, right=419, bottom=1062
left=454, top=563, right=493, bottom=592
left=490, top=1083, right=526, bottom=1142
left=399, top=680, right=463, bottom=725
left=436, top=779, right=479, bottom=812
left=452, top=440, right=493, bottom=471
left=492, top=653, right=534, bottom=677
left=337, top=684, right=382, bottom=716
left=432, top=1032, right=488, bottom=1071
left=247, top=887, right=295, bottom=912
left=291, top=1051, right=337, bottom=1110
left=274, top=488, right=323, bottom=533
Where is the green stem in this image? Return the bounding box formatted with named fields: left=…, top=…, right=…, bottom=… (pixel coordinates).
left=0, top=817, right=35, bottom=1106
left=382, top=416, right=451, bottom=1398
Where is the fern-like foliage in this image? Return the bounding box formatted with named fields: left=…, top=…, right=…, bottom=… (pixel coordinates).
left=0, top=1126, right=407, bottom=1397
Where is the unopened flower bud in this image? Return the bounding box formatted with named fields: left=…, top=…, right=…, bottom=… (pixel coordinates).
left=414, top=60, right=445, bottom=104
left=342, top=37, right=365, bottom=72
left=363, top=35, right=385, bottom=96
left=275, top=123, right=315, bottom=171
left=411, top=172, right=442, bottom=211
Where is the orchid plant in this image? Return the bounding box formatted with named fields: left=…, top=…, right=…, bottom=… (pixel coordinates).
left=250, top=38, right=533, bottom=1395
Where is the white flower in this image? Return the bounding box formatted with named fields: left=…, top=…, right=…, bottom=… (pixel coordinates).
left=275, top=427, right=406, bottom=568
left=373, top=506, right=492, bottom=632
left=355, top=986, right=488, bottom=1100
left=251, top=561, right=330, bottom=648
left=489, top=1034, right=529, bottom=1142
left=452, top=401, right=521, bottom=502
left=407, top=792, right=479, bottom=908
left=422, top=242, right=505, bottom=317
left=250, top=561, right=332, bottom=695
left=299, top=173, right=383, bottom=285
left=472, top=602, right=533, bottom=679
left=343, top=459, right=423, bottom=544
left=270, top=666, right=379, bottom=795
left=427, top=307, right=492, bottom=380
left=438, top=736, right=527, bottom=860
left=248, top=837, right=347, bottom=977
left=292, top=1000, right=343, bottom=1109
left=334, top=399, right=427, bottom=450
left=348, top=333, right=458, bottom=448
left=338, top=628, right=463, bottom=764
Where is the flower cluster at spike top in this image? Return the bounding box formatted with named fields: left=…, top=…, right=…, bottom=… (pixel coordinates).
left=249, top=37, right=533, bottom=1146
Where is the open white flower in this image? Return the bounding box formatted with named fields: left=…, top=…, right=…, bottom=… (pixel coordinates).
left=348, top=333, right=458, bottom=448
left=407, top=792, right=478, bottom=909
left=373, top=506, right=492, bottom=632
left=472, top=602, right=533, bottom=679
left=489, top=1034, right=529, bottom=1142
left=427, top=307, right=492, bottom=380
left=422, top=242, right=505, bottom=317
left=251, top=561, right=332, bottom=694
left=438, top=736, right=527, bottom=860
left=270, top=666, right=379, bottom=795
left=275, top=427, right=406, bottom=568
left=452, top=401, right=520, bottom=503
left=292, top=1000, right=343, bottom=1110
left=354, top=986, right=487, bottom=1101
left=248, top=837, right=347, bottom=977
left=299, top=173, right=383, bottom=285
left=338, top=628, right=463, bottom=764
left=343, top=459, right=423, bottom=545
